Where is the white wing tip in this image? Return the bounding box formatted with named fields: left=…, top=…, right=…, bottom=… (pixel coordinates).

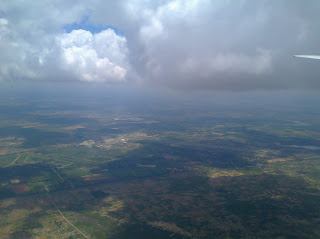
left=293, top=55, right=320, bottom=60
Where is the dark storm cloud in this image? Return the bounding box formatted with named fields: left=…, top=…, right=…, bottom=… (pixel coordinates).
left=0, top=0, right=320, bottom=90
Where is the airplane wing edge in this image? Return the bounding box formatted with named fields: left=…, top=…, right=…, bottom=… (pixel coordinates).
left=293, top=55, right=320, bottom=60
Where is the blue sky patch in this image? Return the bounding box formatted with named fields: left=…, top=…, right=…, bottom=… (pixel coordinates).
left=64, top=17, right=124, bottom=36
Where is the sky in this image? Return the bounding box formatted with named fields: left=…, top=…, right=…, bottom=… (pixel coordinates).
left=1, top=0, right=320, bottom=91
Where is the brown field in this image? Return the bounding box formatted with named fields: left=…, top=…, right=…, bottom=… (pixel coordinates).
left=0, top=150, right=8, bottom=155
left=7, top=184, right=30, bottom=194
left=267, top=157, right=293, bottom=163
left=82, top=174, right=108, bottom=182
left=62, top=125, right=85, bottom=130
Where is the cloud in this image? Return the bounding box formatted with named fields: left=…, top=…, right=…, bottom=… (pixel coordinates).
left=1, top=0, right=320, bottom=90
left=119, top=0, right=320, bottom=90
left=0, top=15, right=129, bottom=83
left=178, top=49, right=272, bottom=78
left=58, top=29, right=128, bottom=82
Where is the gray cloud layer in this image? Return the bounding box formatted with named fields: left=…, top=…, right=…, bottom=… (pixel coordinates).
left=1, top=0, right=320, bottom=90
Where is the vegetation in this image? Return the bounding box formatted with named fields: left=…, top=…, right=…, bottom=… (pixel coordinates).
left=0, top=94, right=320, bottom=238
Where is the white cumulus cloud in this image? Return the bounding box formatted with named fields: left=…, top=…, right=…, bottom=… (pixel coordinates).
left=57, top=29, right=128, bottom=82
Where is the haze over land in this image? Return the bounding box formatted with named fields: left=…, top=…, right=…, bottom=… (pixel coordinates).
left=0, top=89, right=320, bottom=238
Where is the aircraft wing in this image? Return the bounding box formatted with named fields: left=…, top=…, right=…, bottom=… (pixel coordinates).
left=293, top=55, right=320, bottom=60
